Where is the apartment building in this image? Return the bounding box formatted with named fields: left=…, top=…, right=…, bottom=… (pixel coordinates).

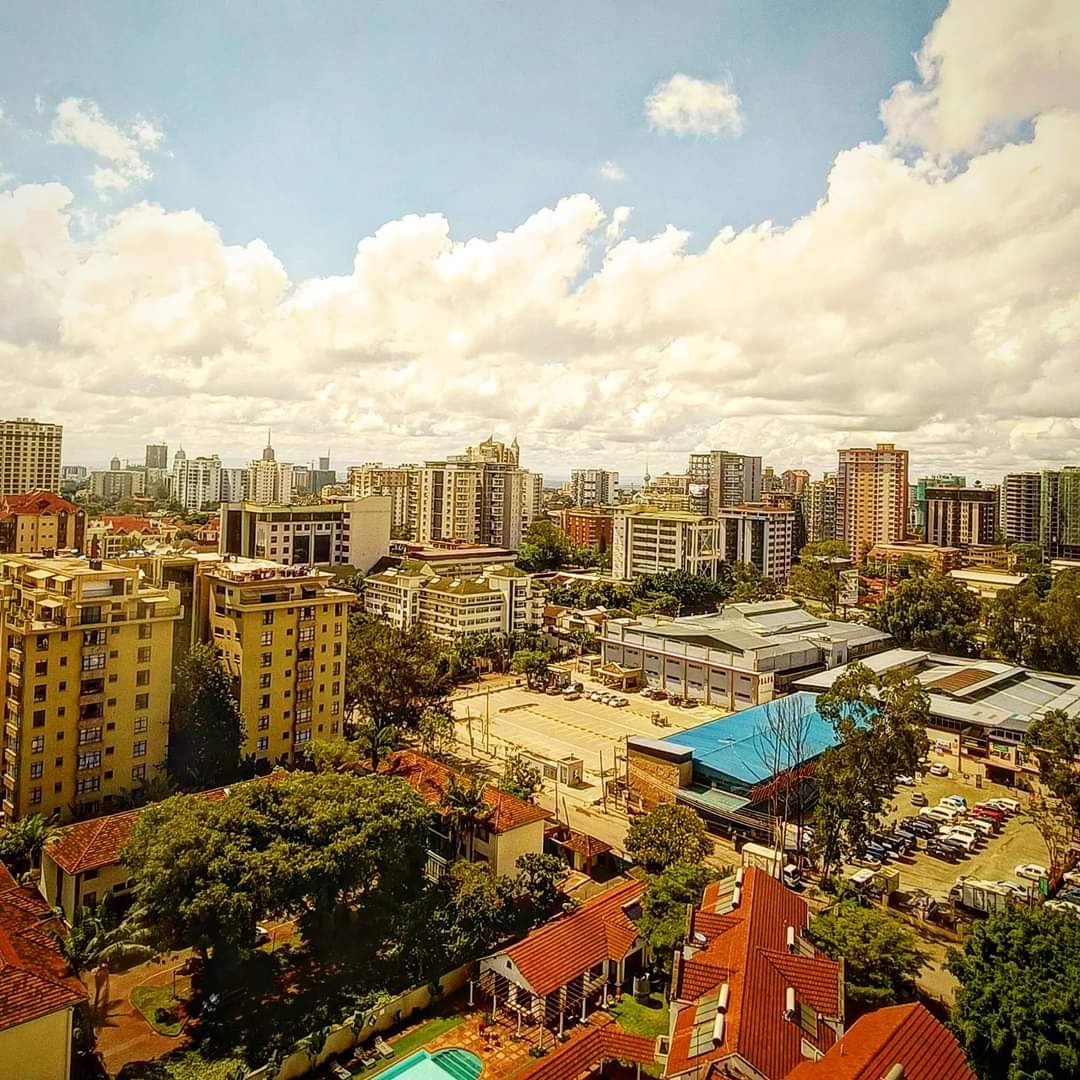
left=194, top=557, right=356, bottom=766
left=386, top=540, right=517, bottom=575
left=0, top=419, right=62, bottom=498
left=914, top=474, right=965, bottom=532
left=569, top=469, right=619, bottom=507
left=89, top=465, right=146, bottom=501
left=1040, top=467, right=1080, bottom=560
left=800, top=473, right=837, bottom=544
left=925, top=485, right=997, bottom=548
left=347, top=463, right=419, bottom=532
left=363, top=562, right=543, bottom=642
left=716, top=504, right=795, bottom=583
left=559, top=509, right=614, bottom=549
left=836, top=443, right=909, bottom=555
left=687, top=451, right=762, bottom=516
left=244, top=437, right=294, bottom=505
left=170, top=451, right=224, bottom=512
left=219, top=497, right=390, bottom=572
left=780, top=468, right=809, bottom=496
left=610, top=506, right=724, bottom=580
left=0, top=555, right=181, bottom=823
left=0, top=493, right=85, bottom=555
left=639, top=472, right=692, bottom=511
left=999, top=472, right=1042, bottom=544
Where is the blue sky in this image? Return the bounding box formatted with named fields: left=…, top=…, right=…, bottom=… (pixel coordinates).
left=2, top=1, right=944, bottom=280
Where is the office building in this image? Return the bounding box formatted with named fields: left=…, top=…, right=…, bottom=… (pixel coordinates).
left=799, top=473, right=837, bottom=544
left=244, top=435, right=294, bottom=505
left=0, top=419, right=62, bottom=498
left=925, top=485, right=997, bottom=548
left=687, top=451, right=762, bottom=516
left=1040, top=467, right=1080, bottom=560
left=638, top=472, right=691, bottom=511
left=347, top=464, right=420, bottom=533
left=869, top=541, right=964, bottom=574
left=0, top=492, right=86, bottom=555
left=384, top=540, right=517, bottom=576
left=914, top=474, right=965, bottom=532
left=363, top=562, right=543, bottom=642
left=89, top=463, right=147, bottom=501
left=219, top=497, right=391, bottom=572
left=144, top=444, right=169, bottom=470
left=717, top=504, right=796, bottom=583
left=569, top=469, right=619, bottom=507
left=0, top=555, right=181, bottom=822
left=836, top=443, right=909, bottom=555
left=610, top=506, right=724, bottom=580
left=1000, top=472, right=1042, bottom=544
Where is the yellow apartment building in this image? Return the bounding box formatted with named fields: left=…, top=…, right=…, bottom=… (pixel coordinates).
left=0, top=555, right=181, bottom=823
left=0, top=491, right=86, bottom=555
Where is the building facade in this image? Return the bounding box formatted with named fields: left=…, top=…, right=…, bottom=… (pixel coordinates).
left=569, top=469, right=619, bottom=507
left=638, top=472, right=692, bottom=511
left=1040, top=467, right=1080, bottom=560
left=999, top=472, right=1042, bottom=544
left=925, top=486, right=997, bottom=548
left=219, top=497, right=391, bottom=572
left=0, top=493, right=85, bottom=555
left=560, top=509, right=614, bottom=550
left=170, top=452, right=224, bottom=512
left=0, top=419, right=62, bottom=498
left=144, top=444, right=169, bottom=470
left=914, top=474, right=966, bottom=532
left=716, top=504, right=796, bottom=583
left=0, top=555, right=181, bottom=822
left=836, top=443, right=909, bottom=555
left=610, top=506, right=724, bottom=580
left=687, top=451, right=763, bottom=516
left=347, top=464, right=420, bottom=533
left=800, top=473, right=837, bottom=544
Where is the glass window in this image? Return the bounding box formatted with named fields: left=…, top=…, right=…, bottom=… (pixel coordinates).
left=132, top=740, right=147, bottom=758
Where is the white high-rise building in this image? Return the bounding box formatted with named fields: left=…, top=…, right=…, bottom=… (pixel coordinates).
left=171, top=453, right=224, bottom=512
left=0, top=417, right=62, bottom=496
left=687, top=451, right=762, bottom=516
left=244, top=434, right=294, bottom=505
left=347, top=464, right=420, bottom=532
left=611, top=506, right=724, bottom=580
left=716, top=504, right=796, bottom=583
left=569, top=469, right=619, bottom=506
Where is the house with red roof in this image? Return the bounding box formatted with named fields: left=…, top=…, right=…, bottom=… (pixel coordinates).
left=0, top=490, right=85, bottom=555
left=378, top=750, right=549, bottom=877
left=477, top=878, right=647, bottom=1040
left=664, top=867, right=843, bottom=1080
left=0, top=862, right=86, bottom=1080
left=785, top=1002, right=975, bottom=1080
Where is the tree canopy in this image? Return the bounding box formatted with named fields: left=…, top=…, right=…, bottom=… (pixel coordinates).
left=947, top=906, right=1080, bottom=1080
left=167, top=643, right=246, bottom=790
left=809, top=901, right=927, bottom=1007
left=500, top=753, right=542, bottom=801
left=0, top=813, right=60, bottom=880
left=985, top=570, right=1080, bottom=674
left=625, top=802, right=710, bottom=873
left=870, top=572, right=982, bottom=655
left=1024, top=708, right=1080, bottom=826
left=638, top=861, right=718, bottom=970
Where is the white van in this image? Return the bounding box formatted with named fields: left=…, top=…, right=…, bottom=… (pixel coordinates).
left=920, top=806, right=959, bottom=824
left=941, top=828, right=978, bottom=853
left=962, top=816, right=994, bottom=839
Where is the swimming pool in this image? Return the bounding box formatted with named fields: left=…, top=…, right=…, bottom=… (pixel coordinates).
left=378, top=1048, right=483, bottom=1080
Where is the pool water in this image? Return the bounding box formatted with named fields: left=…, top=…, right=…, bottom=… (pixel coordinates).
left=379, top=1048, right=483, bottom=1080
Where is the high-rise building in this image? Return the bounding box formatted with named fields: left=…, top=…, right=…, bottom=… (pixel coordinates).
left=0, top=492, right=86, bottom=554
left=761, top=466, right=783, bottom=493
left=799, top=473, right=838, bottom=545
left=569, top=469, right=619, bottom=506
left=0, top=418, right=62, bottom=496
left=687, top=451, right=762, bottom=516
left=171, top=453, right=224, bottom=512
left=558, top=509, right=614, bottom=550
left=639, top=472, right=691, bottom=511
left=416, top=437, right=541, bottom=550
left=716, top=504, right=796, bottom=583
left=144, top=444, right=169, bottom=470
left=1040, top=468, right=1080, bottom=560
left=90, top=465, right=147, bottom=501
left=611, top=506, right=723, bottom=580
left=0, top=554, right=181, bottom=822
left=925, top=486, right=998, bottom=548
left=914, top=475, right=966, bottom=532
left=245, top=435, right=294, bottom=505
left=780, top=469, right=810, bottom=496
left=1000, top=473, right=1042, bottom=545
left=347, top=464, right=420, bottom=533
left=836, top=443, right=909, bottom=556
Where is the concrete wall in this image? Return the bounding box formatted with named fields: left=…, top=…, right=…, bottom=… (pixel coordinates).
left=627, top=749, right=691, bottom=809
left=490, top=819, right=546, bottom=876
left=0, top=1007, right=74, bottom=1080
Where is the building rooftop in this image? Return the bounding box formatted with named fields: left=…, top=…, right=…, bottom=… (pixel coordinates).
left=0, top=490, right=81, bottom=517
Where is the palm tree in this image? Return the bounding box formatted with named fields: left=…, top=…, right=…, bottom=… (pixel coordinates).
left=355, top=718, right=398, bottom=771
left=444, top=776, right=494, bottom=862
left=0, top=812, right=62, bottom=880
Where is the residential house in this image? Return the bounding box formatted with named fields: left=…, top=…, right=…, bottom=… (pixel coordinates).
left=0, top=491, right=85, bottom=555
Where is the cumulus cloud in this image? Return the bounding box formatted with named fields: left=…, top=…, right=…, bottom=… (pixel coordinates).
left=646, top=73, right=743, bottom=137
left=1, top=0, right=1078, bottom=479
left=600, top=161, right=626, bottom=181
left=50, top=98, right=164, bottom=196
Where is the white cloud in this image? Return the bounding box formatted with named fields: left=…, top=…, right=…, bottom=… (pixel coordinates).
left=600, top=160, right=626, bottom=181
left=50, top=98, right=164, bottom=196
left=1, top=0, right=1078, bottom=480
left=646, top=73, right=743, bottom=137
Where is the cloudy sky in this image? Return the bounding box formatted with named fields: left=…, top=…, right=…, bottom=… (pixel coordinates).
left=1, top=0, right=1078, bottom=482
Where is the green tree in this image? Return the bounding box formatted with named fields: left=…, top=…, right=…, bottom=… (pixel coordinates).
left=801, top=540, right=851, bottom=559
left=516, top=520, right=573, bottom=572
left=416, top=706, right=456, bottom=758
left=435, top=860, right=509, bottom=961
left=306, top=735, right=361, bottom=772
left=0, top=812, right=60, bottom=879
left=1024, top=708, right=1080, bottom=826
left=443, top=776, right=494, bottom=862
left=730, top=561, right=782, bottom=603
left=353, top=717, right=398, bottom=771
left=636, top=569, right=732, bottom=614
left=789, top=560, right=843, bottom=614
left=501, top=753, right=542, bottom=801
left=56, top=900, right=156, bottom=1007
left=630, top=593, right=680, bottom=617
left=984, top=581, right=1043, bottom=664
left=947, top=906, right=1080, bottom=1080
left=509, top=852, right=568, bottom=929
left=809, top=901, right=928, bottom=1008
left=511, top=648, right=554, bottom=689
left=625, top=802, right=710, bottom=873
left=168, top=643, right=246, bottom=789
left=870, top=572, right=982, bottom=655
left=638, top=861, right=717, bottom=970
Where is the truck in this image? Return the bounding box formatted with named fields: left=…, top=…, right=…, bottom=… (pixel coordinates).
left=741, top=842, right=802, bottom=889
left=951, top=877, right=1016, bottom=915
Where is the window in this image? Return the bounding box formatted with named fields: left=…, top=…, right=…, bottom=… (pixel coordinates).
left=132, top=740, right=147, bottom=758
left=139, top=623, right=152, bottom=640
left=259, top=694, right=271, bottom=709
left=33, top=685, right=46, bottom=702
left=260, top=630, right=273, bottom=646
left=298, top=628, right=314, bottom=643
left=29, top=786, right=41, bottom=805
left=34, top=660, right=47, bottom=676
left=256, top=736, right=269, bottom=752
left=82, top=653, right=105, bottom=672
left=136, top=670, right=150, bottom=686
left=77, top=750, right=102, bottom=770
left=295, top=730, right=311, bottom=745
left=261, top=652, right=272, bottom=668
left=82, top=628, right=106, bottom=645
left=259, top=673, right=271, bottom=689
left=83, top=891, right=97, bottom=908
left=30, top=761, right=43, bottom=779
left=36, top=635, right=48, bottom=651
left=78, top=728, right=102, bottom=745
left=30, top=735, right=44, bottom=753
left=262, top=611, right=274, bottom=625
left=137, top=646, right=151, bottom=662
left=131, top=764, right=146, bottom=781
left=135, top=693, right=149, bottom=710
left=54, top=782, right=63, bottom=793
left=333, top=642, right=342, bottom=657
left=134, top=717, right=148, bottom=734
left=257, top=715, right=269, bottom=731
left=296, top=708, right=312, bottom=723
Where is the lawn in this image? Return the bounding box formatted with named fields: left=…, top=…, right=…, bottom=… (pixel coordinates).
left=131, top=984, right=186, bottom=1037
left=609, top=993, right=670, bottom=1038
left=350, top=1015, right=465, bottom=1078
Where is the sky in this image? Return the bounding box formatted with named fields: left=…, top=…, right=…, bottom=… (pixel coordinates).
left=1, top=0, right=1078, bottom=482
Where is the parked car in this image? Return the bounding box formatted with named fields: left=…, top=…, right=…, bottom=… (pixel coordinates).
left=940, top=829, right=978, bottom=854
left=562, top=688, right=581, bottom=700
left=901, top=816, right=937, bottom=838
left=911, top=791, right=928, bottom=806
left=926, top=839, right=959, bottom=861
left=940, top=795, right=968, bottom=810
left=613, top=696, right=629, bottom=707
left=1045, top=899, right=1080, bottom=918
left=970, top=806, right=1005, bottom=825
left=996, top=880, right=1028, bottom=899
left=937, top=837, right=971, bottom=859
left=589, top=691, right=603, bottom=701
left=895, top=774, right=916, bottom=786
left=929, top=763, right=950, bottom=777
left=1062, top=869, right=1080, bottom=887
left=961, top=816, right=995, bottom=839
left=863, top=841, right=891, bottom=863
left=987, top=797, right=1020, bottom=815
left=1056, top=887, right=1080, bottom=906
left=1015, top=863, right=1048, bottom=882
left=874, top=832, right=911, bottom=855
left=852, top=852, right=882, bottom=869
left=920, top=806, right=959, bottom=824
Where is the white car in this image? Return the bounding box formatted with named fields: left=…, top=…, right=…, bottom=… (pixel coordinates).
left=895, top=774, right=916, bottom=786
left=939, top=795, right=968, bottom=810
left=1062, top=870, right=1080, bottom=887
left=997, top=881, right=1027, bottom=898
left=988, top=797, right=1021, bottom=814
left=1015, top=863, right=1048, bottom=882
left=1045, top=900, right=1080, bottom=919
left=940, top=828, right=978, bottom=853
left=929, top=763, right=949, bottom=777
left=961, top=817, right=994, bottom=838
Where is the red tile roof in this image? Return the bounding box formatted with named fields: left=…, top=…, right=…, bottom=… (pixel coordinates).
left=380, top=750, right=550, bottom=833
left=99, top=515, right=155, bottom=533
left=515, top=1013, right=655, bottom=1080
left=0, top=862, right=86, bottom=1032
left=0, top=491, right=80, bottom=516
left=545, top=825, right=613, bottom=859
left=666, top=868, right=842, bottom=1080
left=498, top=878, right=646, bottom=997
left=786, top=1003, right=975, bottom=1080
